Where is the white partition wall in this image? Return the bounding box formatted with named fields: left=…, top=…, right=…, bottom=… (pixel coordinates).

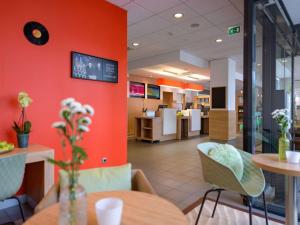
left=162, top=108, right=177, bottom=135
left=190, top=109, right=201, bottom=131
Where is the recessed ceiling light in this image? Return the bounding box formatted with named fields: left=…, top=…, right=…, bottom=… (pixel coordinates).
left=257, top=63, right=261, bottom=66
left=132, top=42, right=140, bottom=47
left=173, top=13, right=184, bottom=19
left=215, top=39, right=223, bottom=43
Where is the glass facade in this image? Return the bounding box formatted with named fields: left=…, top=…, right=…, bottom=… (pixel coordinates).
left=245, top=0, right=299, bottom=218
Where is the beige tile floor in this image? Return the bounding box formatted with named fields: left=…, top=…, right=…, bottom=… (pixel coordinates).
left=128, top=135, right=243, bottom=210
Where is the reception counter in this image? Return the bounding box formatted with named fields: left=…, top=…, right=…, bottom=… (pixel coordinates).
left=135, top=108, right=177, bottom=143
left=135, top=109, right=206, bottom=142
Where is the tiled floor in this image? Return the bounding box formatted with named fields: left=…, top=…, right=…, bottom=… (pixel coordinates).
left=128, top=135, right=244, bottom=211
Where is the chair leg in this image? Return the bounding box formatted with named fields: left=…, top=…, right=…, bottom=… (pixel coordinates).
left=262, top=191, right=269, bottom=225
left=211, top=189, right=222, bottom=218
left=247, top=196, right=253, bottom=225
left=195, top=188, right=223, bottom=225
left=11, top=196, right=25, bottom=222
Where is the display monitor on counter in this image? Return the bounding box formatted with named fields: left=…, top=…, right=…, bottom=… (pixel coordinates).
left=211, top=87, right=226, bottom=109
left=129, top=81, right=145, bottom=98
left=157, top=104, right=168, bottom=110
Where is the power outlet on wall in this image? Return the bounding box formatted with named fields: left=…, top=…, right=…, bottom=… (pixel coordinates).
left=101, top=157, right=107, bottom=164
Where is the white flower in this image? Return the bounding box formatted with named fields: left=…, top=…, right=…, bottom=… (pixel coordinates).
left=70, top=101, right=82, bottom=109
left=71, top=106, right=87, bottom=114
left=52, top=121, right=66, bottom=128
left=79, top=117, right=92, bottom=125
left=78, top=125, right=90, bottom=132
left=61, top=98, right=75, bottom=106
left=83, top=104, right=94, bottom=116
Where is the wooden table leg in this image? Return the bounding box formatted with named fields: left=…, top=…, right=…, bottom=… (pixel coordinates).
left=285, top=176, right=298, bottom=225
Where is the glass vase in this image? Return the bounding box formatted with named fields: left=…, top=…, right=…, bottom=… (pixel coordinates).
left=278, top=133, right=289, bottom=161
left=59, top=184, right=87, bottom=225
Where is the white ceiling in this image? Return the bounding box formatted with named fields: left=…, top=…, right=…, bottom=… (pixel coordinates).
left=282, top=0, right=300, bottom=25
left=107, top=0, right=244, bottom=63
left=107, top=0, right=244, bottom=87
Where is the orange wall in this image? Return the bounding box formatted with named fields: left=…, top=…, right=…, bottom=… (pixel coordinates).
left=0, top=0, right=127, bottom=173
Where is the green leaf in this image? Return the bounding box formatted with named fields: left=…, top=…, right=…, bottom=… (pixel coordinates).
left=62, top=110, right=71, bottom=120
left=23, top=121, right=31, bottom=134
left=63, top=110, right=74, bottom=129
left=73, top=145, right=88, bottom=160
left=47, top=158, right=70, bottom=169
left=12, top=121, right=21, bottom=134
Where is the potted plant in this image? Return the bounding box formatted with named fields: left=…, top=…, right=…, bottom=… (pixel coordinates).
left=271, top=108, right=291, bottom=160
left=49, top=97, right=94, bottom=225
left=12, top=92, right=32, bottom=148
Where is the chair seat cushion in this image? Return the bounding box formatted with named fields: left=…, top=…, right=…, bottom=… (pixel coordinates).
left=59, top=163, right=132, bottom=193
left=208, top=144, right=244, bottom=180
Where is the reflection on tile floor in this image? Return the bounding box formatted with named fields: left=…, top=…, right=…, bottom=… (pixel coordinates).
left=128, top=135, right=244, bottom=211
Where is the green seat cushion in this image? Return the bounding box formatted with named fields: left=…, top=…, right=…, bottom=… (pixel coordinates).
left=59, top=163, right=132, bottom=193
left=208, top=144, right=244, bottom=180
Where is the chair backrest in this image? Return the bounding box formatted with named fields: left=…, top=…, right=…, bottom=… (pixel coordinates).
left=197, top=142, right=247, bottom=194
left=0, top=153, right=26, bottom=200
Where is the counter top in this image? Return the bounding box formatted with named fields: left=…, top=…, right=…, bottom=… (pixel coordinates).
left=136, top=116, right=159, bottom=119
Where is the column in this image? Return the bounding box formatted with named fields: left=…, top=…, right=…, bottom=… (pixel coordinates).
left=209, top=58, right=237, bottom=140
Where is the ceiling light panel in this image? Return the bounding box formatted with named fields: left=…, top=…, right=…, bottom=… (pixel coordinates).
left=188, top=74, right=210, bottom=80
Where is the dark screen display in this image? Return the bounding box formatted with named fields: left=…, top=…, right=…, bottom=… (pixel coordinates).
left=211, top=87, right=226, bottom=109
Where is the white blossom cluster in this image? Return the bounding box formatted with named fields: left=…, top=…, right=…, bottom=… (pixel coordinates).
left=52, top=98, right=94, bottom=133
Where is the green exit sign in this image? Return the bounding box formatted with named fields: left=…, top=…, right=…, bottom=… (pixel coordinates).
left=228, top=25, right=240, bottom=36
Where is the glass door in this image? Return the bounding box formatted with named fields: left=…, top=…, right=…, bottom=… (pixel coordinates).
left=252, top=0, right=295, bottom=216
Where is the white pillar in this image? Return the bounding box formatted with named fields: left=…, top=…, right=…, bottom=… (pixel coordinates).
left=209, top=58, right=237, bottom=140
left=210, top=58, right=236, bottom=110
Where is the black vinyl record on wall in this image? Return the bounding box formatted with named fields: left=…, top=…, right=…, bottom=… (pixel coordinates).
left=23, top=21, right=49, bottom=46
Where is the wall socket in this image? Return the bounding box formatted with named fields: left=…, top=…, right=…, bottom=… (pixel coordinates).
left=101, top=157, right=107, bottom=164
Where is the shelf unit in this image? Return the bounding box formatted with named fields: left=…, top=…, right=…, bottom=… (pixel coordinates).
left=135, top=117, right=161, bottom=142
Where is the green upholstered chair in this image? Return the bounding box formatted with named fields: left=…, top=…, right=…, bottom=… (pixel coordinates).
left=35, top=164, right=156, bottom=213
left=196, top=142, right=268, bottom=225
left=0, top=152, right=26, bottom=222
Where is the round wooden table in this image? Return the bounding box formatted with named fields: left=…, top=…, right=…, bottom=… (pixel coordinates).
left=252, top=153, right=300, bottom=225
left=24, top=191, right=188, bottom=225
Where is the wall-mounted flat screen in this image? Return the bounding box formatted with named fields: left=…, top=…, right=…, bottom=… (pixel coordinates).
left=129, top=81, right=145, bottom=98
left=147, top=84, right=160, bottom=99
left=211, top=87, right=226, bottom=109
left=71, top=51, right=118, bottom=83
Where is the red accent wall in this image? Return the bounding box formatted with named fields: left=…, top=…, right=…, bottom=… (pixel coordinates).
left=0, top=0, right=128, bottom=175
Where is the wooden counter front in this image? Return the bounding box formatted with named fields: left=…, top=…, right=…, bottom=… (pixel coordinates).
left=135, top=116, right=177, bottom=142
left=176, top=116, right=202, bottom=140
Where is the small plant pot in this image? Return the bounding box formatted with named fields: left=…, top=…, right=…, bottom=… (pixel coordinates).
left=17, top=133, right=29, bottom=148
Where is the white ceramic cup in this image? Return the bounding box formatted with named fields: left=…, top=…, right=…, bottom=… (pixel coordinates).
left=95, top=198, right=123, bottom=225
left=286, top=151, right=300, bottom=164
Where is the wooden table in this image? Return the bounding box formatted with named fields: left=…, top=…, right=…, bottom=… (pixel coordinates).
left=252, top=154, right=300, bottom=225
left=0, top=144, right=54, bottom=207
left=24, top=191, right=188, bottom=225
